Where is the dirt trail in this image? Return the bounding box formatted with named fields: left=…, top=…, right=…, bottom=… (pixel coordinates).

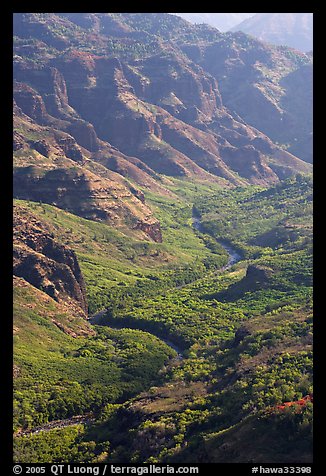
left=15, top=414, right=95, bottom=437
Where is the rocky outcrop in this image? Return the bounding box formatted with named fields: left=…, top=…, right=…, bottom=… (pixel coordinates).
left=220, top=145, right=279, bottom=185
left=28, top=139, right=51, bottom=157
left=245, top=264, right=273, bottom=284
left=56, top=135, right=84, bottom=162
left=133, top=53, right=223, bottom=121
left=182, top=31, right=313, bottom=163
left=13, top=164, right=162, bottom=242
left=13, top=364, right=21, bottom=379
left=67, top=121, right=99, bottom=152
left=135, top=220, right=162, bottom=243
left=13, top=245, right=87, bottom=315
left=13, top=82, right=50, bottom=124
left=14, top=15, right=312, bottom=187
left=13, top=274, right=95, bottom=337
left=13, top=205, right=88, bottom=317
left=13, top=12, right=312, bottom=242
left=13, top=65, right=101, bottom=152
left=13, top=131, right=26, bottom=151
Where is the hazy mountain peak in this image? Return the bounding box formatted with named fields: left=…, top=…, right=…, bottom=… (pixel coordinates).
left=170, top=13, right=255, bottom=31
left=231, top=13, right=313, bottom=52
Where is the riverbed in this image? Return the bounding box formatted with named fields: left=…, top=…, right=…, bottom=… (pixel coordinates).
left=192, top=210, right=242, bottom=270
left=89, top=211, right=243, bottom=358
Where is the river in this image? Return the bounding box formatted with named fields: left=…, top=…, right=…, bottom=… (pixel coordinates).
left=17, top=212, right=242, bottom=437
left=88, top=312, right=183, bottom=358
left=192, top=209, right=242, bottom=270
left=89, top=210, right=242, bottom=357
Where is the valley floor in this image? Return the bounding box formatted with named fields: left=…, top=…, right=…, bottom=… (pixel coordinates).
left=13, top=176, right=313, bottom=464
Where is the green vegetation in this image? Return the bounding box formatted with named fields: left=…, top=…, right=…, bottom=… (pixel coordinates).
left=196, top=175, right=312, bottom=256
left=13, top=425, right=110, bottom=463
left=13, top=10, right=313, bottom=464
left=14, top=174, right=313, bottom=463
left=15, top=183, right=229, bottom=315
left=100, top=176, right=312, bottom=342
left=13, top=280, right=175, bottom=433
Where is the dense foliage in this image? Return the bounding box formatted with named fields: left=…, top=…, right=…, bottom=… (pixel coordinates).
left=14, top=175, right=313, bottom=463
left=13, top=281, right=175, bottom=433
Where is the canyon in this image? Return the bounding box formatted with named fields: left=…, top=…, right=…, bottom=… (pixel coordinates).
left=13, top=13, right=313, bottom=465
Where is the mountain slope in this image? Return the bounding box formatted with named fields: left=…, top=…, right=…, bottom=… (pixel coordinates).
left=77, top=176, right=313, bottom=464
left=171, top=13, right=255, bottom=32
left=13, top=203, right=88, bottom=318
left=13, top=276, right=175, bottom=437
left=231, top=13, right=313, bottom=52
left=13, top=12, right=313, bottom=465
left=13, top=91, right=163, bottom=242
left=13, top=12, right=312, bottom=221
left=13, top=173, right=313, bottom=464
left=178, top=28, right=313, bottom=163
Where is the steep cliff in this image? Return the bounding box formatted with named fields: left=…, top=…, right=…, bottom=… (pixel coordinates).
left=13, top=90, right=163, bottom=242
left=13, top=204, right=88, bottom=317
left=13, top=12, right=312, bottom=201
left=180, top=29, right=312, bottom=162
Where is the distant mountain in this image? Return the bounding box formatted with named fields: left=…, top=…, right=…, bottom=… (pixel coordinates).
left=171, top=13, right=255, bottom=31
left=12, top=13, right=313, bottom=465
left=13, top=12, right=312, bottom=238
left=231, top=13, right=313, bottom=52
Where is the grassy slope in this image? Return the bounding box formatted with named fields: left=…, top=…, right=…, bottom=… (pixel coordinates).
left=13, top=175, right=313, bottom=463
left=90, top=176, right=313, bottom=463
left=13, top=277, right=175, bottom=435
left=14, top=178, right=226, bottom=314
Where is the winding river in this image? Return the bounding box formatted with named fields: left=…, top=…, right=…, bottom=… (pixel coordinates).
left=89, top=210, right=243, bottom=357
left=17, top=211, right=242, bottom=438
left=192, top=211, right=242, bottom=270
left=89, top=311, right=184, bottom=358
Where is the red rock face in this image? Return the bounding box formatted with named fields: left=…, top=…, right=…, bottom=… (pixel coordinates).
left=15, top=17, right=311, bottom=186
left=135, top=220, right=163, bottom=243
left=13, top=13, right=312, bottom=243
left=220, top=145, right=279, bottom=185
left=13, top=83, right=49, bottom=123
left=13, top=205, right=88, bottom=317
left=186, top=33, right=313, bottom=164
left=67, top=121, right=99, bottom=152
left=13, top=151, right=163, bottom=242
